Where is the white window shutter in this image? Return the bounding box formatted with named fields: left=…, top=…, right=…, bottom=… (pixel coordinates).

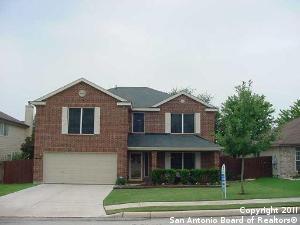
left=165, top=113, right=171, bottom=133
left=94, top=107, right=101, bottom=134
left=195, top=152, right=201, bottom=169
left=61, top=107, right=68, bottom=134
left=165, top=152, right=171, bottom=169
left=195, top=113, right=201, bottom=134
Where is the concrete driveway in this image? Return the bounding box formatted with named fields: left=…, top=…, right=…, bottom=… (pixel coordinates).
left=0, top=184, right=113, bottom=217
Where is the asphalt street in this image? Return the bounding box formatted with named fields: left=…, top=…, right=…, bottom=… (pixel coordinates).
left=0, top=214, right=298, bottom=225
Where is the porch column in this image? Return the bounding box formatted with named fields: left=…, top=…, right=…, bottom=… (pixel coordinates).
left=151, top=151, right=157, bottom=170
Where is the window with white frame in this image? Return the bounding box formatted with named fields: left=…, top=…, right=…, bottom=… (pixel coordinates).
left=296, top=148, right=300, bottom=173
left=0, top=122, right=8, bottom=136
left=132, top=112, right=144, bottom=133
left=68, top=108, right=95, bottom=134
left=170, top=152, right=195, bottom=169
left=171, top=113, right=194, bottom=133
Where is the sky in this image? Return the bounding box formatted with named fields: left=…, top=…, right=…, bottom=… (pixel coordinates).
left=0, top=0, right=299, bottom=120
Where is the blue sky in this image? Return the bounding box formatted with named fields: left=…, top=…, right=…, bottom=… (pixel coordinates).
left=0, top=0, right=299, bottom=120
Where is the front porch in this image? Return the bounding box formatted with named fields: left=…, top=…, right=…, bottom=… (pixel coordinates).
left=128, top=151, right=220, bottom=181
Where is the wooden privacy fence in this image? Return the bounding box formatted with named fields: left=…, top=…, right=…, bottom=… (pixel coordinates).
left=220, top=156, right=272, bottom=180
left=3, top=159, right=33, bottom=184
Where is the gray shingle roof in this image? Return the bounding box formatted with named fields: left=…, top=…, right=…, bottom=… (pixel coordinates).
left=108, top=87, right=170, bottom=108
left=128, top=133, right=221, bottom=150
left=0, top=111, right=28, bottom=127
left=274, top=117, right=300, bottom=146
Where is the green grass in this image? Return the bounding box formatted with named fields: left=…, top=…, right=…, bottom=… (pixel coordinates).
left=104, top=178, right=300, bottom=206
left=0, top=183, right=35, bottom=196
left=106, top=202, right=300, bottom=215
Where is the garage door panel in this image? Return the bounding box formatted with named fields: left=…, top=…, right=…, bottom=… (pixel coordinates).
left=43, top=152, right=117, bottom=184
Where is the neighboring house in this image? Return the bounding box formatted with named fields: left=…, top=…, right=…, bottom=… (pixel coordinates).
left=0, top=106, right=34, bottom=161
left=261, top=117, right=300, bottom=178
left=30, top=78, right=221, bottom=184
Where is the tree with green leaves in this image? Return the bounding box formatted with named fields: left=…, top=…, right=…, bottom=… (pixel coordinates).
left=20, top=131, right=34, bottom=159
left=217, top=81, right=275, bottom=194
left=169, top=87, right=213, bottom=104
left=276, top=99, right=300, bottom=127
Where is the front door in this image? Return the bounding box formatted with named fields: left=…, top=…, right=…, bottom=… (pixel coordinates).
left=130, top=152, right=142, bottom=179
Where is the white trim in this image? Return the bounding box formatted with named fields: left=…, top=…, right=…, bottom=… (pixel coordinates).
left=205, top=108, right=218, bottom=112
left=195, top=113, right=201, bottom=134
left=132, top=112, right=145, bottom=133
left=195, top=152, right=201, bottom=169
left=67, top=107, right=95, bottom=135
left=128, top=147, right=222, bottom=151
left=117, top=102, right=132, bottom=106
left=132, top=108, right=160, bottom=112
left=165, top=113, right=171, bottom=133
left=165, top=152, right=171, bottom=169
left=29, top=101, right=46, bottom=106
left=32, top=78, right=128, bottom=102
left=152, top=92, right=216, bottom=108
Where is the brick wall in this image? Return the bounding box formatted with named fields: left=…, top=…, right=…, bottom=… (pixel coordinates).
left=144, top=95, right=216, bottom=141
left=34, top=82, right=129, bottom=182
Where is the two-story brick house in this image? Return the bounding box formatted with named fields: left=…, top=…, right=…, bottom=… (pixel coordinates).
left=30, top=78, right=221, bottom=184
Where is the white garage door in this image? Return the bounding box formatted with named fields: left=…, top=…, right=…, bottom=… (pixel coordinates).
left=43, top=152, right=117, bottom=184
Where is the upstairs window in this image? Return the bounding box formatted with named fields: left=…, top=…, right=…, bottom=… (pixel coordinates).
left=171, top=113, right=194, bottom=133
left=133, top=112, right=144, bottom=133
left=68, top=108, right=95, bottom=134
left=0, top=122, right=8, bottom=136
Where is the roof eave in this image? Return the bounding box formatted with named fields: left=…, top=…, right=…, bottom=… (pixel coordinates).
left=152, top=92, right=217, bottom=109
left=32, top=78, right=128, bottom=102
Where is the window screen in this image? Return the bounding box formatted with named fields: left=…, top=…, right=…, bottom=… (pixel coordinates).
left=184, top=114, right=194, bottom=133
left=68, top=108, right=81, bottom=134
left=133, top=113, right=144, bottom=132
left=82, top=108, right=95, bottom=134
left=171, top=114, right=182, bottom=133
left=183, top=153, right=195, bottom=169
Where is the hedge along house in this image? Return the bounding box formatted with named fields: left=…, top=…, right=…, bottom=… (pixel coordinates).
left=261, top=117, right=300, bottom=178
left=30, top=78, right=221, bottom=184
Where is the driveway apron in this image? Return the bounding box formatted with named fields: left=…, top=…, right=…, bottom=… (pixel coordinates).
left=0, top=184, right=113, bottom=217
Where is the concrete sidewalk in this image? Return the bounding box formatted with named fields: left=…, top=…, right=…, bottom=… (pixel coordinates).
left=105, top=197, right=300, bottom=211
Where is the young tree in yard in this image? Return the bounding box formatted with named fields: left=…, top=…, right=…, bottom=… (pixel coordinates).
left=276, top=99, right=300, bottom=126
left=217, top=81, right=275, bottom=194
left=169, top=87, right=214, bottom=104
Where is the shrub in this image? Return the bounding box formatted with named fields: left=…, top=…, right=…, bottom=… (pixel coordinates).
left=151, top=169, right=165, bottom=184
left=115, top=176, right=126, bottom=185
left=151, top=168, right=220, bottom=185
left=190, top=169, right=220, bottom=184
left=178, top=169, right=190, bottom=184
left=164, top=169, right=176, bottom=184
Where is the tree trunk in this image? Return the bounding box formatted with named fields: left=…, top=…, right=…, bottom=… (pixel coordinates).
left=240, top=156, right=245, bottom=194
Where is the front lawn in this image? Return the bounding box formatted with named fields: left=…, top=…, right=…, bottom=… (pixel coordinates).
left=104, top=178, right=300, bottom=206
left=0, top=183, right=35, bottom=197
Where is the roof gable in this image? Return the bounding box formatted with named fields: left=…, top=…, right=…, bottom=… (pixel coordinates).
left=32, top=78, right=128, bottom=103
left=152, top=92, right=217, bottom=109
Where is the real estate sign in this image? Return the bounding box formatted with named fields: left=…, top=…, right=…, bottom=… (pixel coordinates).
left=221, top=164, right=227, bottom=199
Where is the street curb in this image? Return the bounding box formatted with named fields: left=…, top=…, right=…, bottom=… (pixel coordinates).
left=105, top=197, right=300, bottom=210
left=106, top=207, right=300, bottom=218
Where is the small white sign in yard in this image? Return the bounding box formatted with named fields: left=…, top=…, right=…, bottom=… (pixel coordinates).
left=221, top=164, right=227, bottom=199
